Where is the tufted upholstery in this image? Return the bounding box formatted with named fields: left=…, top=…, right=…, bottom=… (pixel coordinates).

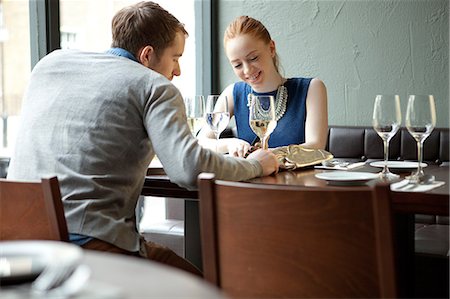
left=0, top=157, right=9, bottom=178
left=326, top=126, right=449, bottom=164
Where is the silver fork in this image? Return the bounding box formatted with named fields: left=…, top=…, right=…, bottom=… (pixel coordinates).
left=398, top=175, right=436, bottom=191
left=398, top=181, right=417, bottom=190
left=322, top=159, right=350, bottom=168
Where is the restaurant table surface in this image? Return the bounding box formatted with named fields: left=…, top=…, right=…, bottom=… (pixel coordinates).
left=144, top=163, right=449, bottom=215
left=0, top=250, right=227, bottom=299
left=143, top=162, right=449, bottom=297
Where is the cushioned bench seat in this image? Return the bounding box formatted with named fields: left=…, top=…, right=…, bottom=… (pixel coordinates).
left=140, top=218, right=184, bottom=257
left=138, top=196, right=185, bottom=257
left=415, top=224, right=449, bottom=256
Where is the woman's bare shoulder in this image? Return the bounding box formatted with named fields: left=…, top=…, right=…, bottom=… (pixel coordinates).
left=309, top=77, right=326, bottom=89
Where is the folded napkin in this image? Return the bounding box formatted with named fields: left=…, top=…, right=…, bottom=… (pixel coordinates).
left=390, top=179, right=446, bottom=192
left=271, top=145, right=333, bottom=170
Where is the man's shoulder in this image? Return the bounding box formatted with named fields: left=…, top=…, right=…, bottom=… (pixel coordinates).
left=44, top=49, right=87, bottom=59
left=37, top=49, right=99, bottom=67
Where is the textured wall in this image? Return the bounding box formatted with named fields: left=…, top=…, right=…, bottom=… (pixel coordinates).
left=217, top=0, right=449, bottom=127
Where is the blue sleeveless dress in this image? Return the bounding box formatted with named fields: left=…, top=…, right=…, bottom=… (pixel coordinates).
left=233, top=77, right=312, bottom=148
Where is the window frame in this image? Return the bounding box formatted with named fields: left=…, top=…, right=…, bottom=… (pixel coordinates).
left=29, top=0, right=60, bottom=69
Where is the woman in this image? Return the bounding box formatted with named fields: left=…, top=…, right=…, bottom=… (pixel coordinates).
left=198, top=16, right=328, bottom=157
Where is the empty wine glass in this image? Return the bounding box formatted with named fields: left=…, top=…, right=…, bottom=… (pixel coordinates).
left=248, top=95, right=277, bottom=150
left=372, top=94, right=402, bottom=180
left=205, top=95, right=230, bottom=152
left=184, top=95, right=205, bottom=135
left=405, top=95, right=436, bottom=183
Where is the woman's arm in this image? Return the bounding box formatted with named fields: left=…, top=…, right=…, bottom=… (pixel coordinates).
left=302, top=78, right=328, bottom=149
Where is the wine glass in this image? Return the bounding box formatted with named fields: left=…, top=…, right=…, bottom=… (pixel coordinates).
left=248, top=94, right=277, bottom=150
left=205, top=95, right=230, bottom=152
left=372, top=94, right=402, bottom=180
left=405, top=95, right=436, bottom=183
left=184, top=95, right=205, bottom=135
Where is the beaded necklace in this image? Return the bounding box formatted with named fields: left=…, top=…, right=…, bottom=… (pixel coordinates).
left=247, top=84, right=288, bottom=121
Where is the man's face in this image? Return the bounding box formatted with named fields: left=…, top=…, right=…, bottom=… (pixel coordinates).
left=147, top=31, right=185, bottom=81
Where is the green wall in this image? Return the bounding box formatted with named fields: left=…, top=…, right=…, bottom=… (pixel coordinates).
left=217, top=0, right=449, bottom=127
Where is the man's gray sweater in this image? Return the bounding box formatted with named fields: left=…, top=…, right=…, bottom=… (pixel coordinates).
left=7, top=50, right=262, bottom=251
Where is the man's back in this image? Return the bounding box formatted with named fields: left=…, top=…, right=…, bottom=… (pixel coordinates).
left=8, top=49, right=173, bottom=250
left=8, top=49, right=264, bottom=252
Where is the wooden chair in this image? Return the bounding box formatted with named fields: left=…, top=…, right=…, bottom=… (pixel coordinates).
left=0, top=176, right=69, bottom=241
left=198, top=173, right=397, bottom=298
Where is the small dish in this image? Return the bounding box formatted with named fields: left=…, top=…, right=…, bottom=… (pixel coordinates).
left=369, top=161, right=427, bottom=172
left=315, top=171, right=379, bottom=186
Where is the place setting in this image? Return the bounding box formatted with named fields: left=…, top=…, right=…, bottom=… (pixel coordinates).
left=314, top=94, right=446, bottom=191
left=370, top=94, right=445, bottom=192
left=313, top=94, right=400, bottom=186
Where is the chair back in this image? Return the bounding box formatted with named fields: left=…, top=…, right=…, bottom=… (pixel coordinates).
left=198, top=173, right=397, bottom=298
left=0, top=176, right=68, bottom=241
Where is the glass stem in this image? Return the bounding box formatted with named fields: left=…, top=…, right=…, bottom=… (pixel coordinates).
left=416, top=140, right=423, bottom=175
left=216, top=134, right=219, bottom=153
left=383, top=139, right=389, bottom=173
left=261, top=137, right=267, bottom=150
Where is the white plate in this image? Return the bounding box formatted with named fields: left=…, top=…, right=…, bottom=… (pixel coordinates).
left=369, top=161, right=427, bottom=170
left=315, top=171, right=379, bottom=185
left=0, top=240, right=83, bottom=286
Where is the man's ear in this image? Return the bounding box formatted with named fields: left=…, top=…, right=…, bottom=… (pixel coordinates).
left=137, top=45, right=155, bottom=67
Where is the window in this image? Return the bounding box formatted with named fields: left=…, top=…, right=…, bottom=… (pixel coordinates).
left=60, top=29, right=78, bottom=50
left=59, top=0, right=199, bottom=97
left=0, top=0, right=211, bottom=158
left=0, top=0, right=31, bottom=157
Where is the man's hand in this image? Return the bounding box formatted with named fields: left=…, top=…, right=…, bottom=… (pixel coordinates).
left=247, top=149, right=279, bottom=176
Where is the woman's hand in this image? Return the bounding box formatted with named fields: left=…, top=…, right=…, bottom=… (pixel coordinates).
left=226, top=138, right=251, bottom=157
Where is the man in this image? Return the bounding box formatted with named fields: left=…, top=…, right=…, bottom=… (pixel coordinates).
left=7, top=1, right=278, bottom=275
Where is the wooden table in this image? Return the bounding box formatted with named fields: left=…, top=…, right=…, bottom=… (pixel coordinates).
left=143, top=163, right=449, bottom=297
left=0, top=249, right=226, bottom=299
left=144, top=164, right=449, bottom=213
left=82, top=250, right=226, bottom=298
left=250, top=164, right=449, bottom=215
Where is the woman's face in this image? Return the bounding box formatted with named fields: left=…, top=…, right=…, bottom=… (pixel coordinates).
left=225, top=34, right=276, bottom=91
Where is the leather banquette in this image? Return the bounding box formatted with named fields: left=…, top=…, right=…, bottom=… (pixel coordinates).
left=326, top=125, right=449, bottom=165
